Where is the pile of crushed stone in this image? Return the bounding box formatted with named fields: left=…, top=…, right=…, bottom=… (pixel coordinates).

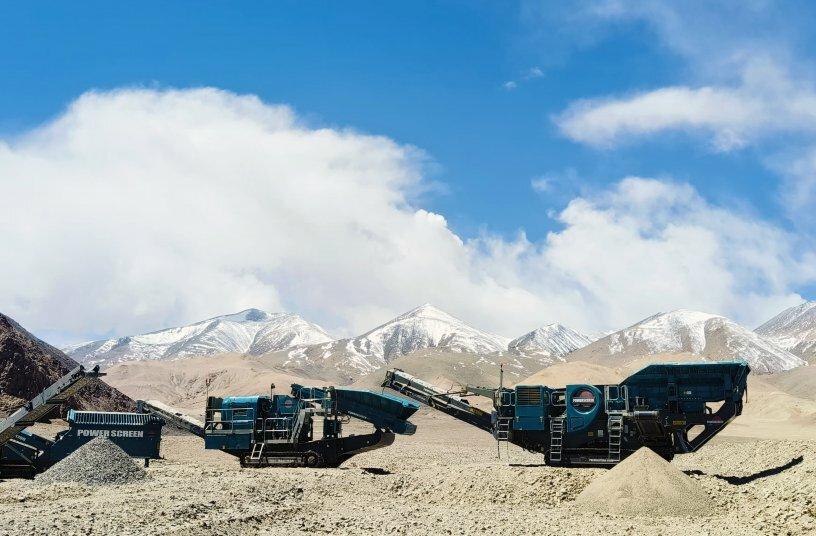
left=575, top=447, right=711, bottom=517
left=36, top=437, right=149, bottom=486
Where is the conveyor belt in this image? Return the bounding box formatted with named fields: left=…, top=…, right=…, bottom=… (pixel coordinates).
left=139, top=400, right=205, bottom=437
left=0, top=365, right=102, bottom=446
left=381, top=369, right=493, bottom=432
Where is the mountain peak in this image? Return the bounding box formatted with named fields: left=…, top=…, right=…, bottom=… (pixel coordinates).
left=757, top=301, right=816, bottom=332
left=509, top=323, right=591, bottom=362
left=533, top=323, right=571, bottom=333
left=756, top=301, right=816, bottom=362
left=571, top=309, right=804, bottom=374
left=400, top=303, right=452, bottom=319
left=352, top=304, right=509, bottom=362
left=655, top=309, right=721, bottom=321
left=214, top=308, right=275, bottom=323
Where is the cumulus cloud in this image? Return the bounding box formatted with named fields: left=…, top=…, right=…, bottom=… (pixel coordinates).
left=549, top=0, right=816, bottom=218
left=475, top=176, right=809, bottom=332
left=0, top=88, right=809, bottom=344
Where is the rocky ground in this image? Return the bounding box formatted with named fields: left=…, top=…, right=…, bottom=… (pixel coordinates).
left=1, top=411, right=814, bottom=536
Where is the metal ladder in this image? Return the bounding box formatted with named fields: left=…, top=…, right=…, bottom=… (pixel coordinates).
left=495, top=417, right=511, bottom=441
left=607, top=415, right=623, bottom=462
left=495, top=364, right=512, bottom=459
left=549, top=417, right=564, bottom=463
left=250, top=442, right=265, bottom=461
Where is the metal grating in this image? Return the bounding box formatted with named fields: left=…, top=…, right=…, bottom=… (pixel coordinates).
left=68, top=411, right=153, bottom=426
left=516, top=387, right=541, bottom=406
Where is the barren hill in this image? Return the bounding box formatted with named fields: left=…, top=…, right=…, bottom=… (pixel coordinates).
left=0, top=312, right=132, bottom=415
left=103, top=353, right=321, bottom=416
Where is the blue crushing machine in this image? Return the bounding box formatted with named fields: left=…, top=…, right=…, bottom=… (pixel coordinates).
left=0, top=365, right=165, bottom=478
left=203, top=384, right=420, bottom=467
left=383, top=361, right=750, bottom=466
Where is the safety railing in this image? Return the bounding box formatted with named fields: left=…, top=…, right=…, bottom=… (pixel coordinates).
left=204, top=407, right=256, bottom=435
left=256, top=416, right=294, bottom=441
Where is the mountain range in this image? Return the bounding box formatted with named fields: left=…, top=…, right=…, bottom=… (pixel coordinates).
left=270, top=304, right=596, bottom=382
left=569, top=309, right=805, bottom=374
left=65, top=301, right=816, bottom=379
left=65, top=309, right=333, bottom=367
left=66, top=304, right=590, bottom=378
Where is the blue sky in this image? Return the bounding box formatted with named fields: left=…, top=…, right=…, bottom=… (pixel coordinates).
left=1, top=1, right=814, bottom=343
left=0, top=1, right=787, bottom=238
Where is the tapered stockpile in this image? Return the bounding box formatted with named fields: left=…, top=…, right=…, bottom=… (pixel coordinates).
left=575, top=447, right=711, bottom=517
left=36, top=437, right=149, bottom=486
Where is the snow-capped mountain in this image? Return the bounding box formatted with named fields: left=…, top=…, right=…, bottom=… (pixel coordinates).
left=64, top=309, right=333, bottom=367
left=275, top=304, right=511, bottom=381
left=568, top=309, right=805, bottom=374
left=756, top=301, right=816, bottom=362
left=349, top=304, right=510, bottom=361
left=508, top=324, right=591, bottom=363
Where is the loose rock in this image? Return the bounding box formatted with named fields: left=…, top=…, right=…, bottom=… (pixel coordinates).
left=35, top=437, right=149, bottom=486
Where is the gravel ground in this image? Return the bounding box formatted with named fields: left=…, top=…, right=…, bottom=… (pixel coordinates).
left=1, top=412, right=814, bottom=535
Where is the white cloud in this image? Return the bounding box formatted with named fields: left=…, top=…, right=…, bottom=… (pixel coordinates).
left=770, top=147, right=816, bottom=226
left=549, top=1, right=816, bottom=218
left=556, top=63, right=816, bottom=151
left=530, top=168, right=579, bottom=197
left=525, top=67, right=544, bottom=79
left=557, top=86, right=756, bottom=149
left=503, top=66, right=544, bottom=91
left=530, top=176, right=551, bottom=193
left=480, top=177, right=809, bottom=331
left=0, top=88, right=809, bottom=343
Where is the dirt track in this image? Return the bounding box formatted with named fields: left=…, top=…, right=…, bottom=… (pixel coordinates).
left=1, top=411, right=814, bottom=536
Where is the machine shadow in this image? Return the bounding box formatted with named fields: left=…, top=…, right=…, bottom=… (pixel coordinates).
left=361, top=467, right=392, bottom=475
left=684, top=456, right=804, bottom=485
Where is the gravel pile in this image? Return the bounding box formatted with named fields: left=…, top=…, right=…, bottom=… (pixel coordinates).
left=575, top=447, right=712, bottom=517
left=36, top=437, right=149, bottom=486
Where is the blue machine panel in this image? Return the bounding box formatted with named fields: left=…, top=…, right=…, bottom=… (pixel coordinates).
left=565, top=385, right=602, bottom=433
left=49, top=410, right=164, bottom=462
left=203, top=397, right=259, bottom=451
left=514, top=385, right=548, bottom=431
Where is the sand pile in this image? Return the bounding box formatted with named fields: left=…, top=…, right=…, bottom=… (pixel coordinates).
left=575, top=447, right=711, bottom=517
left=36, top=437, right=149, bottom=486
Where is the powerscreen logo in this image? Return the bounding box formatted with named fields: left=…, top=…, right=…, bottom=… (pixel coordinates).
left=570, top=389, right=597, bottom=411
left=76, top=429, right=144, bottom=438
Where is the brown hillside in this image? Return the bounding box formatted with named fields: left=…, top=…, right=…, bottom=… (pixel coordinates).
left=0, top=313, right=133, bottom=416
